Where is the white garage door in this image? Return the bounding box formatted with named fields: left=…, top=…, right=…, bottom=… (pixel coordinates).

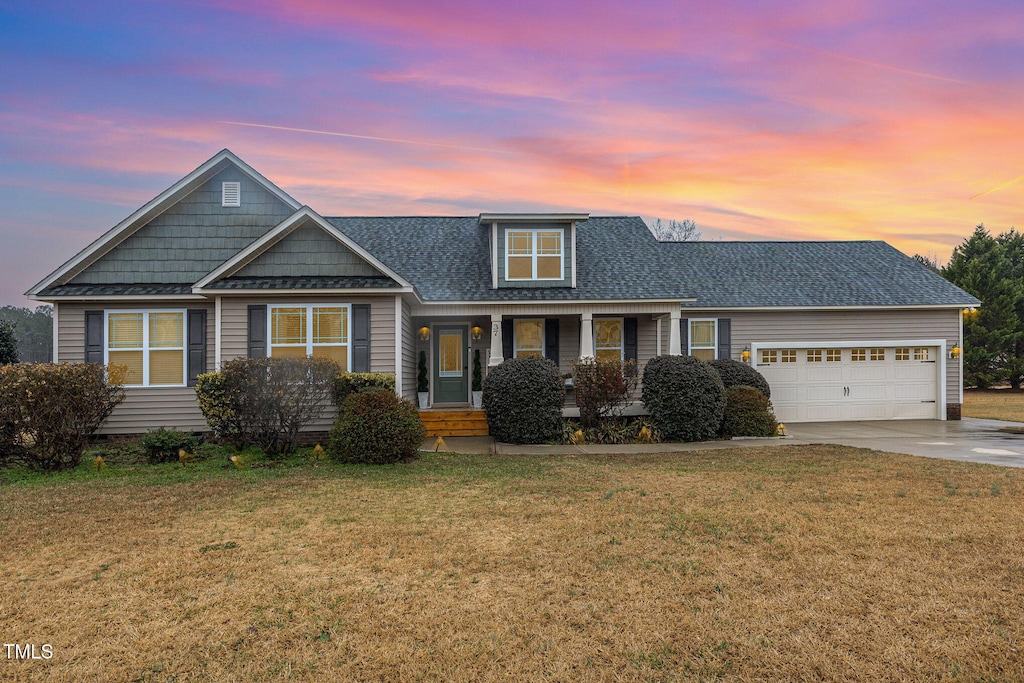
left=755, top=344, right=940, bottom=422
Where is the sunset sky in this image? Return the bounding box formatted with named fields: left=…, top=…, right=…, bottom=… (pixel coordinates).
left=2, top=1, right=1022, bottom=306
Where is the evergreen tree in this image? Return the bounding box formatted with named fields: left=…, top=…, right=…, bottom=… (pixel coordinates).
left=0, top=320, right=18, bottom=365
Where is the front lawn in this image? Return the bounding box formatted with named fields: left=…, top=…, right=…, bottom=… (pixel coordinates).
left=2, top=446, right=1022, bottom=681
left=963, top=388, right=1024, bottom=422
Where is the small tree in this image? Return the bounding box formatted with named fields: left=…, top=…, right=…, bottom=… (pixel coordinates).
left=0, top=321, right=18, bottom=366
left=472, top=349, right=483, bottom=392
left=417, top=350, right=428, bottom=393
left=570, top=357, right=637, bottom=429
left=649, top=218, right=702, bottom=242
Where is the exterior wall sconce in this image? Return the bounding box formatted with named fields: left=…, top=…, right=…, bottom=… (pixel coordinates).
left=741, top=347, right=751, bottom=363
left=962, top=307, right=978, bottom=321
left=949, top=345, right=961, bottom=359
left=418, top=326, right=430, bottom=341
left=471, top=325, right=483, bottom=340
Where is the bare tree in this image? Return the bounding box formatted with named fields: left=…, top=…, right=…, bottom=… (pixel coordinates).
left=649, top=218, right=702, bottom=241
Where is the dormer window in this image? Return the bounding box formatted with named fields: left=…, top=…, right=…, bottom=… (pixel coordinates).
left=506, top=228, right=563, bottom=280
left=222, top=181, right=241, bottom=207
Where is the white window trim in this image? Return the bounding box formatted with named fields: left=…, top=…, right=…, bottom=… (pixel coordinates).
left=267, top=304, right=352, bottom=371
left=688, top=318, right=718, bottom=359
left=103, top=309, right=187, bottom=388
left=513, top=318, right=545, bottom=358
left=594, top=317, right=625, bottom=361
left=504, top=228, right=564, bottom=281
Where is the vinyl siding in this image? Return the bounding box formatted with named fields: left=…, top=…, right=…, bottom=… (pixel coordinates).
left=661, top=309, right=962, bottom=406
left=57, top=302, right=214, bottom=435
left=69, top=167, right=294, bottom=285
left=401, top=298, right=416, bottom=400
left=235, top=222, right=380, bottom=278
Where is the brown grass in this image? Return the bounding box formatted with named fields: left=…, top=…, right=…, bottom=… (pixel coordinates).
left=2, top=446, right=1023, bottom=682
left=964, top=389, right=1024, bottom=422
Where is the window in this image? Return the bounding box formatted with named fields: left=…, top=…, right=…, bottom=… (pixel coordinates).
left=852, top=348, right=867, bottom=362
left=505, top=229, right=563, bottom=280
left=895, top=348, right=910, bottom=361
left=760, top=349, right=778, bottom=364
left=106, top=311, right=185, bottom=386
left=269, top=305, right=349, bottom=369
left=222, top=181, right=241, bottom=207
left=513, top=319, right=544, bottom=358
left=595, top=318, right=624, bottom=361
left=870, top=348, right=885, bottom=361
left=826, top=348, right=841, bottom=362
left=689, top=319, right=716, bottom=361
left=914, top=347, right=930, bottom=361
left=807, top=349, right=823, bottom=362
left=781, top=349, right=797, bottom=363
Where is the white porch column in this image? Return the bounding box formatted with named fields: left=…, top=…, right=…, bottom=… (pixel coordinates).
left=579, top=312, right=595, bottom=359
left=488, top=313, right=504, bottom=367
left=669, top=309, right=682, bottom=355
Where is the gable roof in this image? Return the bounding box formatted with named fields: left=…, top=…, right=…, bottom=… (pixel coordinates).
left=193, top=208, right=412, bottom=291
left=660, top=240, right=979, bottom=308
left=27, top=149, right=301, bottom=296
left=329, top=215, right=694, bottom=302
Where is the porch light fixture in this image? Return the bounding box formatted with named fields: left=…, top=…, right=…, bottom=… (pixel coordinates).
left=471, top=325, right=483, bottom=341
left=418, top=326, right=430, bottom=341
left=741, top=347, right=751, bottom=364
left=949, top=345, right=961, bottom=360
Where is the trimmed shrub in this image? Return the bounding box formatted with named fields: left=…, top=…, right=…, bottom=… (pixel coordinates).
left=328, top=388, right=425, bottom=464
left=0, top=362, right=126, bottom=471
left=195, top=357, right=338, bottom=457
left=720, top=386, right=778, bottom=438
left=483, top=356, right=564, bottom=444
left=141, top=427, right=200, bottom=464
left=331, top=372, right=396, bottom=405
left=570, top=357, right=637, bottom=429
left=641, top=355, right=725, bottom=442
left=709, top=358, right=771, bottom=398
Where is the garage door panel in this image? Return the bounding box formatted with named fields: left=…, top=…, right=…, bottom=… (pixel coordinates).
left=756, top=344, right=939, bottom=423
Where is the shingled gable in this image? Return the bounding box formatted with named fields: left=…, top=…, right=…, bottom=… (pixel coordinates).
left=192, top=207, right=413, bottom=293
left=27, top=149, right=301, bottom=298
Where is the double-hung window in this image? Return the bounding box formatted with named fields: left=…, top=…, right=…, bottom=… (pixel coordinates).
left=106, top=311, right=185, bottom=386
left=688, top=319, right=717, bottom=361
left=506, top=229, right=563, bottom=280
left=269, top=305, right=350, bottom=369
left=513, top=319, right=544, bottom=358
left=594, top=318, right=624, bottom=361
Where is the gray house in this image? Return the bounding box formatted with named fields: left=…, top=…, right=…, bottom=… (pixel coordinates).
left=27, top=150, right=978, bottom=434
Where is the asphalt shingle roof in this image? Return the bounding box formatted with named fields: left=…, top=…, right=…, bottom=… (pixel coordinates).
left=330, top=216, right=977, bottom=308
left=39, top=283, right=194, bottom=296
left=204, top=276, right=400, bottom=290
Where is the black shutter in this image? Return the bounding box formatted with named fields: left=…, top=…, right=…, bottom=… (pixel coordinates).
left=544, top=319, right=559, bottom=366
left=680, top=317, right=688, bottom=355
left=624, top=317, right=638, bottom=364
left=85, top=310, right=104, bottom=364
left=187, top=309, right=207, bottom=386
left=351, top=304, right=371, bottom=372
left=717, top=318, right=731, bottom=361
left=247, top=305, right=267, bottom=358
left=501, top=319, right=513, bottom=360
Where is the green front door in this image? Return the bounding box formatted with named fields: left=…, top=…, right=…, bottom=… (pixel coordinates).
left=433, top=325, right=469, bottom=404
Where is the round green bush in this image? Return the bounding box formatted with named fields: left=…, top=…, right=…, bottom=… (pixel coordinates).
left=483, top=356, right=565, bottom=444
left=720, top=385, right=778, bottom=438
left=641, top=355, right=725, bottom=442
left=709, top=358, right=771, bottom=398
left=328, top=388, right=426, bottom=464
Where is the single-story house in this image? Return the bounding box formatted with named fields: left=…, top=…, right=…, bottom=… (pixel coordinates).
left=27, top=150, right=979, bottom=434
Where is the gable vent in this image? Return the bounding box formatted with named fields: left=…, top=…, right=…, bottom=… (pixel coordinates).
left=222, top=181, right=241, bottom=207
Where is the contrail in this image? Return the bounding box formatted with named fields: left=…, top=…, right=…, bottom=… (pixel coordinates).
left=220, top=120, right=509, bottom=154
left=971, top=174, right=1024, bottom=200
left=764, top=37, right=977, bottom=86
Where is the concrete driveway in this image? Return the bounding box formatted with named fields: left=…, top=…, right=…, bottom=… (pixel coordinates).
left=786, top=418, right=1024, bottom=468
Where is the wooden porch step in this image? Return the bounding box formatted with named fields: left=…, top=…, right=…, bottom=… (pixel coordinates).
left=419, top=410, right=489, bottom=437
